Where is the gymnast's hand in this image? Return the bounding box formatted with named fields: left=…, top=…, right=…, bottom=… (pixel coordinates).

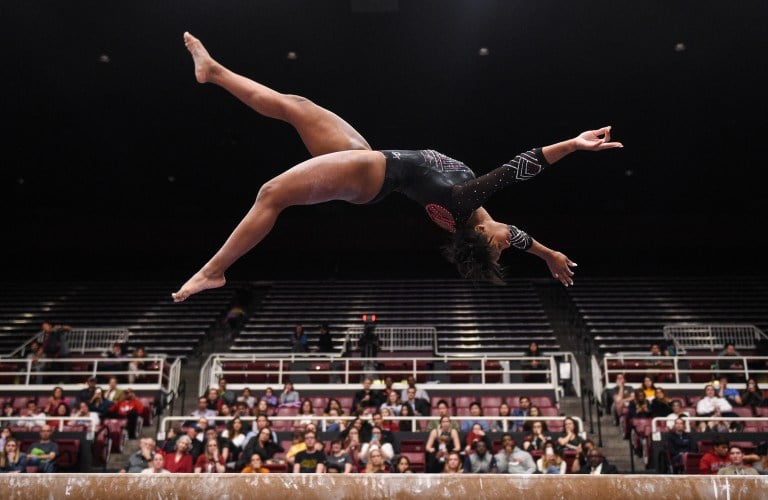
left=574, top=126, right=623, bottom=151
left=545, top=251, right=577, bottom=287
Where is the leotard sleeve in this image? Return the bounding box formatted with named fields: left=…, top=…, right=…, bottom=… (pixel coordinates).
left=450, top=148, right=550, bottom=217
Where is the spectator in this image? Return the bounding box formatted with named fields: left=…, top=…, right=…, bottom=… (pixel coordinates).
left=427, top=400, right=458, bottom=432
left=233, top=401, right=251, bottom=418
left=627, top=388, right=652, bottom=436
left=241, top=453, right=270, bottom=473
left=291, top=324, right=308, bottom=353
left=492, top=402, right=512, bottom=432
left=522, top=341, right=547, bottom=383
left=718, top=343, right=743, bottom=381
left=42, top=386, right=66, bottom=416
left=164, top=435, right=194, bottom=473
left=378, top=407, right=400, bottom=433
left=460, top=401, right=490, bottom=433
left=284, top=430, right=307, bottom=468
left=523, top=406, right=546, bottom=432
left=537, top=441, right=567, bottom=474
left=104, top=377, right=124, bottom=403
left=361, top=447, right=389, bottom=473
left=607, top=373, right=634, bottom=426
left=555, top=417, right=583, bottom=458
left=716, top=377, right=743, bottom=407
left=699, top=435, right=731, bottom=474
left=294, top=399, right=316, bottom=429
left=279, top=382, right=300, bottom=406
left=325, top=438, right=354, bottom=473
left=221, top=416, right=248, bottom=461
left=463, top=422, right=490, bottom=454
left=370, top=412, right=398, bottom=443
left=48, top=402, right=70, bottom=429
left=696, top=384, right=738, bottom=432
left=195, top=439, right=226, bottom=473
left=650, top=387, right=673, bottom=418
left=69, top=401, right=99, bottom=429
left=203, top=427, right=230, bottom=464
left=393, top=454, right=412, bottom=474
left=218, top=378, right=236, bottom=407
left=141, top=453, right=169, bottom=474
left=128, top=346, right=148, bottom=384
left=522, top=421, right=551, bottom=453
left=246, top=414, right=279, bottom=445
left=292, top=431, right=326, bottom=473
left=512, top=396, right=531, bottom=432
left=206, top=388, right=223, bottom=413
left=237, top=426, right=284, bottom=470
left=0, top=437, right=27, bottom=473
left=400, top=375, right=430, bottom=402
left=25, top=425, right=58, bottom=473
left=571, top=438, right=596, bottom=473
left=397, top=401, right=415, bottom=432
left=718, top=445, right=760, bottom=475
left=380, top=391, right=402, bottom=416
left=0, top=425, right=11, bottom=449
left=76, top=377, right=98, bottom=406
left=18, top=401, right=46, bottom=428
left=120, top=437, right=156, bottom=473
left=260, top=387, right=278, bottom=408
left=402, top=387, right=429, bottom=417
left=352, top=378, right=383, bottom=413
left=185, top=426, right=204, bottom=461
left=237, top=387, right=256, bottom=409
left=577, top=447, right=619, bottom=474
left=359, top=426, right=395, bottom=464
left=26, top=340, right=46, bottom=383
left=501, top=435, right=536, bottom=474
left=463, top=439, right=497, bottom=473
left=88, top=387, right=114, bottom=420
left=665, top=400, right=691, bottom=431
left=324, top=408, right=346, bottom=433
left=442, top=451, right=463, bottom=474
left=38, top=321, right=71, bottom=359
left=425, top=416, right=461, bottom=473
left=317, top=323, right=335, bottom=353
left=666, top=418, right=696, bottom=473
left=641, top=376, right=657, bottom=401
left=742, top=378, right=765, bottom=412
left=108, top=388, right=145, bottom=439
left=190, top=397, right=217, bottom=427
left=323, top=398, right=345, bottom=417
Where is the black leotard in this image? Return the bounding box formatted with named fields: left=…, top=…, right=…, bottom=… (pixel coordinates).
left=371, top=148, right=549, bottom=234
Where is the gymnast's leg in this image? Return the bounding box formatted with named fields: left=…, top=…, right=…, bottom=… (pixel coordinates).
left=172, top=150, right=386, bottom=302
left=183, top=32, right=371, bottom=156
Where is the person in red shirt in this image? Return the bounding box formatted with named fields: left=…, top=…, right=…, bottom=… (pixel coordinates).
left=699, top=436, right=730, bottom=474
left=163, top=435, right=194, bottom=473
left=109, top=388, right=145, bottom=439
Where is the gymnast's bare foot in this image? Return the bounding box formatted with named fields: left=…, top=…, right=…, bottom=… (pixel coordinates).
left=183, top=31, right=218, bottom=84
left=172, top=270, right=226, bottom=303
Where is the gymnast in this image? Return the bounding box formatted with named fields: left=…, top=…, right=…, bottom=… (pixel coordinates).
left=172, top=32, right=622, bottom=303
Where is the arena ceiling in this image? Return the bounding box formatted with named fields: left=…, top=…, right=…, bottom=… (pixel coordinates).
left=3, top=0, right=767, bottom=281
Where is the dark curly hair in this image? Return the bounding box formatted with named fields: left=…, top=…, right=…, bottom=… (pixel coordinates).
left=442, top=223, right=506, bottom=284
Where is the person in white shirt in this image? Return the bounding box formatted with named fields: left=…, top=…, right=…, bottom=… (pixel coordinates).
left=695, top=384, right=738, bottom=431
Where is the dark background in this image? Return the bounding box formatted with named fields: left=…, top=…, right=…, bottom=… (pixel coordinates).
left=2, top=0, right=767, bottom=283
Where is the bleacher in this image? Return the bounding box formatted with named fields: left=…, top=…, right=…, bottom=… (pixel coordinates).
left=566, top=276, right=768, bottom=357
left=0, top=282, right=239, bottom=359
left=231, top=279, right=559, bottom=355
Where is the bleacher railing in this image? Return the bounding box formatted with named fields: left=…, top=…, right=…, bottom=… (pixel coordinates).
left=650, top=416, right=768, bottom=437
left=199, top=353, right=581, bottom=399
left=158, top=414, right=586, bottom=439
left=0, top=355, right=182, bottom=398
left=598, top=353, right=768, bottom=389
left=0, top=416, right=96, bottom=437
left=342, top=326, right=436, bottom=353
left=663, top=323, right=767, bottom=354
left=5, top=327, right=131, bottom=359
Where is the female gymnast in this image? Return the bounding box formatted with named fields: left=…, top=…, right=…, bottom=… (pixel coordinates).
left=172, top=32, right=622, bottom=303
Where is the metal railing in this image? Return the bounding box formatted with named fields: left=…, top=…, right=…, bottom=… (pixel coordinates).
left=0, top=355, right=180, bottom=396
left=5, top=328, right=131, bottom=359
left=342, top=326, right=437, bottom=353
left=198, top=353, right=581, bottom=398
left=650, top=416, right=768, bottom=436
left=158, top=414, right=585, bottom=438
left=663, top=323, right=767, bottom=354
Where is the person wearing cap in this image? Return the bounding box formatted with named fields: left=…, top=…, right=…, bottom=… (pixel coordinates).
left=76, top=377, right=98, bottom=406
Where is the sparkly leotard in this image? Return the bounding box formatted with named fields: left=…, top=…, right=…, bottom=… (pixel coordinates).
left=371, top=148, right=549, bottom=248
